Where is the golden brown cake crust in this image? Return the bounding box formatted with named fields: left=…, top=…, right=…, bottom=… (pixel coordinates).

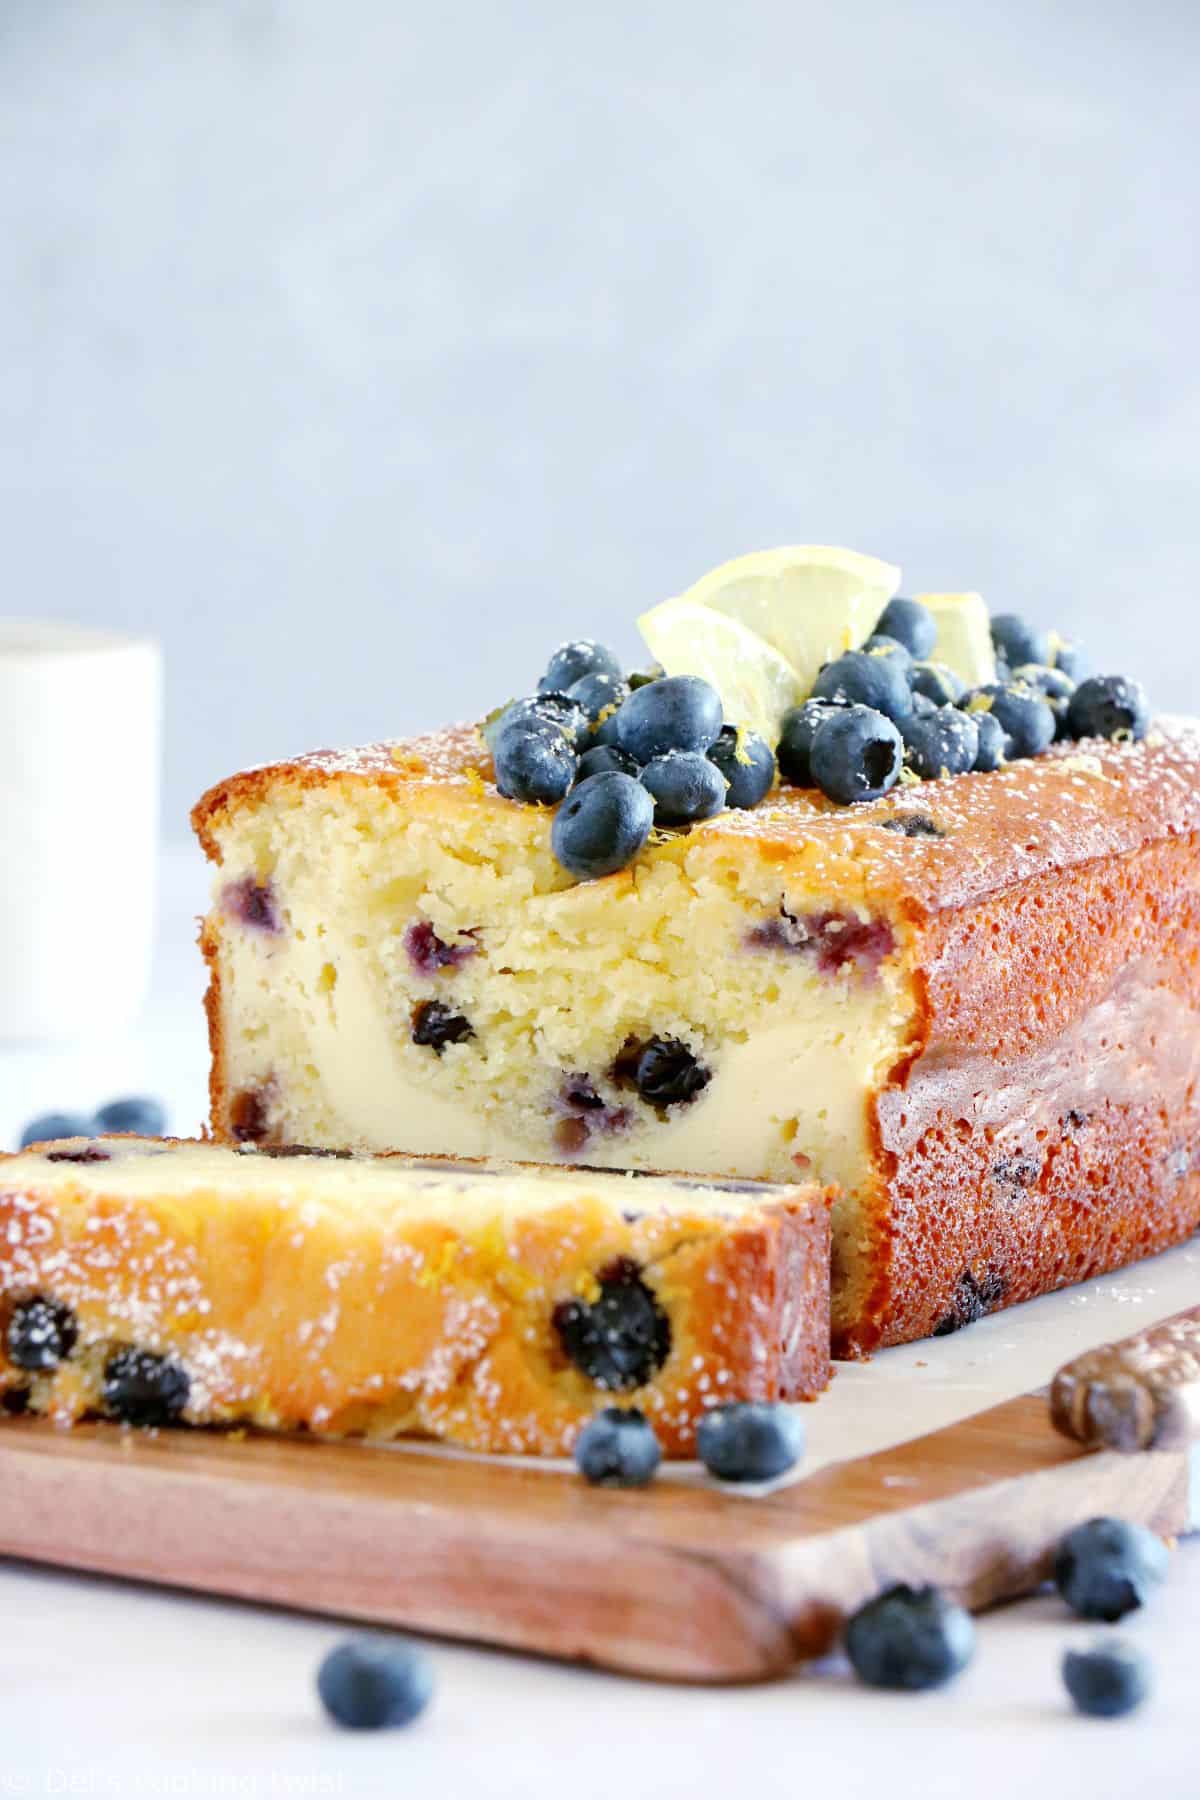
left=0, top=1141, right=832, bottom=1456
left=191, top=717, right=1200, bottom=917
left=844, top=826, right=1200, bottom=1355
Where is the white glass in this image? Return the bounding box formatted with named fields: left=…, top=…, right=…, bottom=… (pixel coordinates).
left=0, top=622, right=161, bottom=1040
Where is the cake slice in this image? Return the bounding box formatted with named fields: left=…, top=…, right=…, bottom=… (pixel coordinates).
left=0, top=1137, right=830, bottom=1456
left=193, top=720, right=1200, bottom=1357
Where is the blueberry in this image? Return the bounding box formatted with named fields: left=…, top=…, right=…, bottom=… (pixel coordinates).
left=1054, top=1517, right=1168, bottom=1622
left=93, top=1097, right=167, bottom=1137
left=575, top=744, right=641, bottom=783
left=492, top=716, right=577, bottom=805
left=843, top=1584, right=976, bottom=1691
left=539, top=639, right=622, bottom=696
left=880, top=812, right=944, bottom=838
left=874, top=597, right=937, bottom=660
left=486, top=692, right=588, bottom=753
left=900, top=705, right=979, bottom=780
left=221, top=876, right=282, bottom=934
left=639, top=750, right=727, bottom=825
left=317, top=1636, right=434, bottom=1731
left=961, top=682, right=1055, bottom=759
left=991, top=612, right=1050, bottom=669
left=812, top=649, right=913, bottom=723
left=695, top=1402, right=804, bottom=1483
left=776, top=699, right=842, bottom=788
left=972, top=710, right=1007, bottom=771
left=614, top=675, right=723, bottom=762
left=553, top=1258, right=671, bottom=1389
left=574, top=1407, right=662, bottom=1486
left=1013, top=663, right=1076, bottom=739
left=911, top=661, right=965, bottom=706
left=1048, top=633, right=1087, bottom=680
left=1067, top=675, right=1150, bottom=744
left=707, top=725, right=776, bottom=809
left=19, top=1112, right=92, bottom=1150
left=410, top=1001, right=475, bottom=1055
left=7, top=1296, right=78, bottom=1372
left=551, top=771, right=654, bottom=881
left=613, top=1036, right=711, bottom=1110
left=809, top=705, right=904, bottom=805
left=862, top=633, right=915, bottom=678
left=567, top=671, right=630, bottom=723
left=103, top=1348, right=190, bottom=1427
left=1014, top=663, right=1075, bottom=704
left=1062, top=1639, right=1151, bottom=1719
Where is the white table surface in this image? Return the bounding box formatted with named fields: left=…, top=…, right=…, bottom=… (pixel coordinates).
left=3, top=845, right=1198, bottom=1798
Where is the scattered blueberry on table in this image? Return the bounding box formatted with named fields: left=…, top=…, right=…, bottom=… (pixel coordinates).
left=574, top=1407, right=662, bottom=1487
left=93, top=1096, right=167, bottom=1137
left=843, top=1583, right=976, bottom=1691
left=18, top=1096, right=167, bottom=1152
left=695, top=1401, right=805, bottom=1483
left=317, top=1636, right=435, bottom=1731
left=19, top=1111, right=93, bottom=1150
left=1054, top=1517, right=1168, bottom=1622
left=1062, top=1638, right=1151, bottom=1719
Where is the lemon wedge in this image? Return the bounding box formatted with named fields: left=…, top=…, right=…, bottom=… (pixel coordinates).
left=918, top=592, right=996, bottom=689
left=675, top=545, right=901, bottom=698
left=636, top=598, right=802, bottom=744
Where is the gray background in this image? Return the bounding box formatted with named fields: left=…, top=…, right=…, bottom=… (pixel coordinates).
left=3, top=0, right=1196, bottom=834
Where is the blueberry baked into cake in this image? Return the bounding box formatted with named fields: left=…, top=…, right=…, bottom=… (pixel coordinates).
left=0, top=1137, right=830, bottom=1454
left=194, top=547, right=1200, bottom=1358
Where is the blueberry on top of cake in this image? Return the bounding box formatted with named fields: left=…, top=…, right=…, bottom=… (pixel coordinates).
left=469, top=554, right=1151, bottom=885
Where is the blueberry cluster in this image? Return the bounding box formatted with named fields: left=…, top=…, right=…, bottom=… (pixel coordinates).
left=777, top=597, right=1150, bottom=807
left=485, top=640, right=775, bottom=880
left=4, top=1288, right=190, bottom=1428
left=486, top=602, right=1152, bottom=870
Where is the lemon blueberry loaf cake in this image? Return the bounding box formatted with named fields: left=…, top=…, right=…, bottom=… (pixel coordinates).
left=193, top=549, right=1199, bottom=1357
left=0, top=1137, right=830, bottom=1455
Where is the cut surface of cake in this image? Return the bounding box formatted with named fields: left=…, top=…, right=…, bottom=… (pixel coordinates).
left=0, top=1137, right=830, bottom=1456
left=194, top=720, right=1200, bottom=1357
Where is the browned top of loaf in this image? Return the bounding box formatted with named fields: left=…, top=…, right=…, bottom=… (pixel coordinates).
left=192, top=716, right=1200, bottom=916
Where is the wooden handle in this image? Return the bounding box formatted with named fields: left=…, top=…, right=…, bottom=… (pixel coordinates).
left=1050, top=1306, right=1200, bottom=1452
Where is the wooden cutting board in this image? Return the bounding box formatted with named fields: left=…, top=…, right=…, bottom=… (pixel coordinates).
left=1, top=1309, right=1196, bottom=1684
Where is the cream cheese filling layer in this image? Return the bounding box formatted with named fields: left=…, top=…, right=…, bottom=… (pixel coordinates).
left=218, top=887, right=912, bottom=1196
